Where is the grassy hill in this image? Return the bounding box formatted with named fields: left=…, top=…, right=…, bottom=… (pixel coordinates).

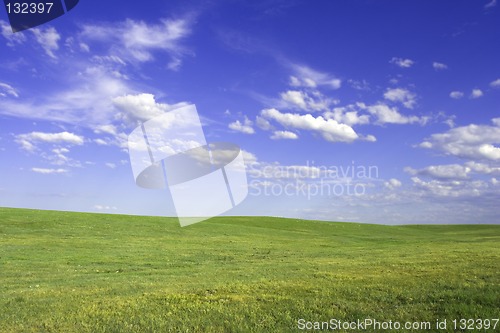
left=0, top=207, right=498, bottom=332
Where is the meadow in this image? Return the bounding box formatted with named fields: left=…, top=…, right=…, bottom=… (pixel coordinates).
left=0, top=207, right=498, bottom=332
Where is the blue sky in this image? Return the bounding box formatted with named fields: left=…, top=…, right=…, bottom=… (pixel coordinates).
left=0, top=0, right=499, bottom=224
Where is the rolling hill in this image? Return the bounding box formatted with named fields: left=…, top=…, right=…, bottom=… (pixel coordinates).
left=0, top=207, right=498, bottom=332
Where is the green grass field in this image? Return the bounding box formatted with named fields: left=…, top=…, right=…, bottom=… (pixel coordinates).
left=0, top=207, right=498, bottom=332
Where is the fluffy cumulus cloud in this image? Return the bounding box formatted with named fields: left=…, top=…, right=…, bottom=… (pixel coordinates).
left=80, top=17, right=193, bottom=67
left=432, top=62, right=448, bottom=70
left=270, top=130, right=298, bottom=140
left=384, top=178, right=402, bottom=190
left=383, top=88, right=417, bottom=109
left=470, top=89, right=484, bottom=99
left=281, top=90, right=308, bottom=109
left=16, top=131, right=84, bottom=152
left=228, top=116, right=255, bottom=134
left=389, top=57, right=414, bottom=68
left=324, top=104, right=371, bottom=126
left=449, top=91, right=464, bottom=99
left=113, top=93, right=188, bottom=125
left=366, top=103, right=422, bottom=125
left=419, top=118, right=500, bottom=161
left=261, top=108, right=360, bottom=143
left=288, top=64, right=341, bottom=89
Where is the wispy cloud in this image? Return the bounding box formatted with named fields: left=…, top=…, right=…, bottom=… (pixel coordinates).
left=270, top=130, right=298, bottom=140
left=484, top=0, right=497, bottom=9
left=0, top=20, right=26, bottom=46
left=405, top=164, right=471, bottom=180
left=80, top=17, right=193, bottom=67
left=0, top=82, right=18, bottom=97
left=390, top=57, right=414, bottom=68
left=432, top=62, right=448, bottom=71
left=450, top=91, right=464, bottom=99
left=31, top=26, right=61, bottom=59
left=490, top=78, right=500, bottom=88
left=31, top=167, right=68, bottom=174
left=288, top=63, right=341, bottom=89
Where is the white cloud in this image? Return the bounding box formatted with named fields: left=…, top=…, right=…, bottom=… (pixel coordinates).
left=31, top=168, right=68, bottom=174
left=0, top=63, right=134, bottom=126
left=390, top=57, right=414, bottom=68
left=281, top=90, right=307, bottom=109
left=405, top=164, right=471, bottom=180
left=94, top=138, right=109, bottom=146
left=270, top=130, right=298, bottom=140
left=31, top=26, right=61, bottom=59
left=324, top=104, right=371, bottom=126
left=256, top=116, right=273, bottom=130
left=449, top=91, right=464, bottom=99
left=228, top=116, right=255, bottom=134
left=490, top=78, right=500, bottom=88
left=484, top=0, right=497, bottom=9
left=80, top=17, right=193, bottom=67
left=280, top=90, right=336, bottom=112
left=384, top=178, right=402, bottom=190
left=410, top=177, right=487, bottom=197
left=367, top=103, right=422, bottom=124
left=16, top=131, right=84, bottom=152
left=79, top=42, right=90, bottom=52
left=105, top=163, right=117, bottom=169
left=383, top=88, right=417, bottom=109
left=94, top=124, right=118, bottom=136
left=0, top=20, right=26, bottom=46
left=288, top=64, right=341, bottom=89
left=94, top=205, right=117, bottom=211
left=347, top=79, right=370, bottom=91
left=470, top=89, right=483, bottom=99
left=465, top=161, right=500, bottom=175
left=48, top=147, right=74, bottom=166
left=419, top=118, right=500, bottom=161
left=113, top=93, right=188, bottom=126
left=432, top=62, right=448, bottom=70
left=261, top=108, right=360, bottom=143
left=0, top=82, right=18, bottom=98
